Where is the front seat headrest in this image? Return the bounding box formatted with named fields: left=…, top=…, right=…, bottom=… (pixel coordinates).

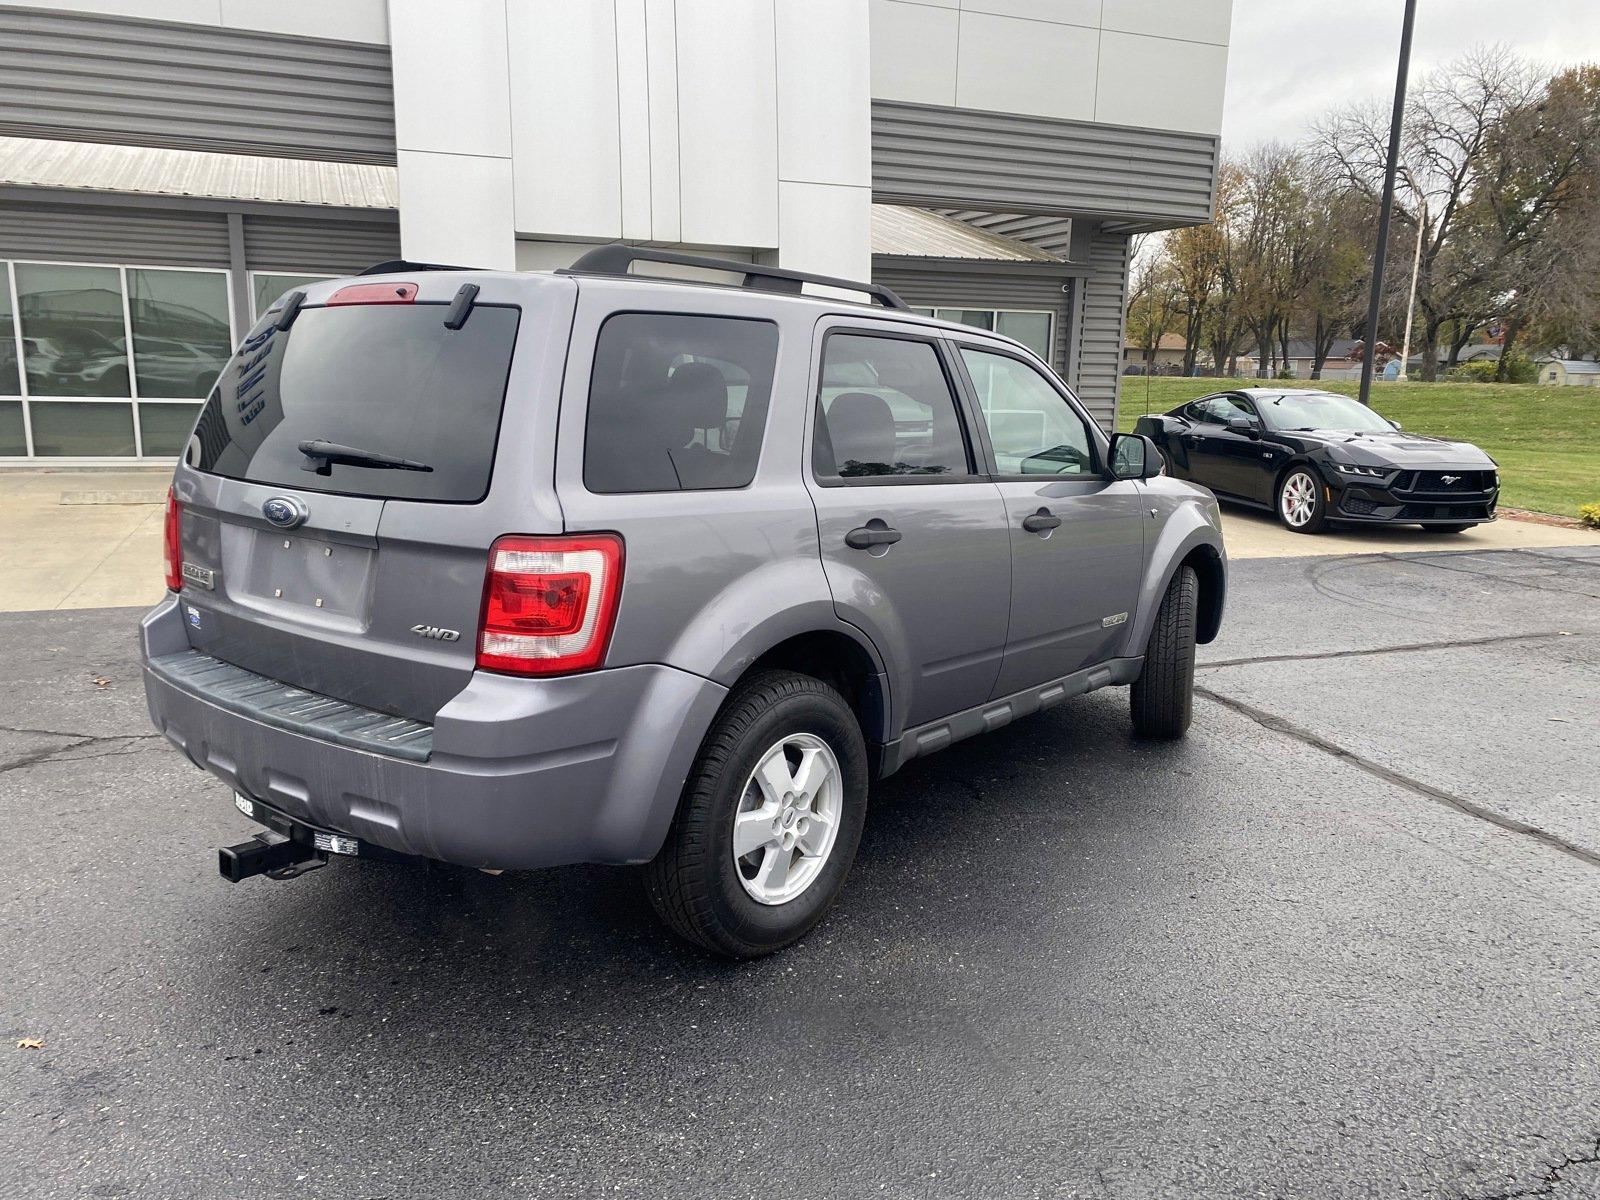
left=824, top=391, right=896, bottom=472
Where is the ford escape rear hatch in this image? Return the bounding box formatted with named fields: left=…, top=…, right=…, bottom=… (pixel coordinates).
left=174, top=289, right=522, bottom=721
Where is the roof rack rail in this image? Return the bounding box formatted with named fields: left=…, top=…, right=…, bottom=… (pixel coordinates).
left=559, top=245, right=910, bottom=310
left=359, top=259, right=477, bottom=276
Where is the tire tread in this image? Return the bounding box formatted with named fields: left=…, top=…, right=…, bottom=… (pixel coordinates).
left=1130, top=565, right=1197, bottom=739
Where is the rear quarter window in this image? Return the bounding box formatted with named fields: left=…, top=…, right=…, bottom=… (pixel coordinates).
left=582, top=313, right=779, bottom=494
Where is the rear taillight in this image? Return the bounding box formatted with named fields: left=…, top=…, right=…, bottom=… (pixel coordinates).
left=162, top=487, right=183, bottom=592
left=477, top=534, right=624, bottom=676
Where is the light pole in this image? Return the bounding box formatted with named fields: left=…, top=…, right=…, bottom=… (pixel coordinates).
left=1357, top=0, right=1419, bottom=406
left=1396, top=198, right=1425, bottom=382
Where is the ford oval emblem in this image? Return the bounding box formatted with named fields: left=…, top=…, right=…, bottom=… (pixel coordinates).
left=262, top=495, right=308, bottom=529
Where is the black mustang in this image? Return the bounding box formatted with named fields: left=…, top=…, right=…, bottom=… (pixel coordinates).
left=1134, top=388, right=1499, bottom=534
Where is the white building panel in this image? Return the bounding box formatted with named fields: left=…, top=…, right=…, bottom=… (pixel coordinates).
left=389, top=0, right=511, bottom=159
left=1101, top=0, right=1231, bottom=45
left=1095, top=30, right=1227, bottom=135
left=397, top=150, right=515, bottom=269
left=643, top=0, right=682, bottom=242
left=959, top=0, right=1098, bottom=26
left=675, top=0, right=780, bottom=250
left=869, top=0, right=959, bottom=107
left=776, top=0, right=871, bottom=189
left=778, top=181, right=872, bottom=281
left=954, top=11, right=1098, bottom=122
left=507, top=0, right=622, bottom=239
left=615, top=0, right=654, bottom=240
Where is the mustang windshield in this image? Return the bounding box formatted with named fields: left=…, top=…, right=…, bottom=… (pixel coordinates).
left=1259, top=391, right=1396, bottom=434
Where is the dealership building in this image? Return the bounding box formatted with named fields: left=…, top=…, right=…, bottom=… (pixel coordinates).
left=0, top=0, right=1229, bottom=462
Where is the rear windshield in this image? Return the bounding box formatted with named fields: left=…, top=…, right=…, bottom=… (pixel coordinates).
left=186, top=302, right=520, bottom=502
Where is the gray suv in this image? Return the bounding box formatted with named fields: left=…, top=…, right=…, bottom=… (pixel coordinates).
left=141, top=248, right=1226, bottom=958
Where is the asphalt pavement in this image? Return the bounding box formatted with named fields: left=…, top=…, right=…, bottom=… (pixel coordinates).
left=2, top=546, right=1598, bottom=1199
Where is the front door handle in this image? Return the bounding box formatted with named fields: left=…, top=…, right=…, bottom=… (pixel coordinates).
left=845, top=524, right=902, bottom=550
left=1021, top=508, right=1062, bottom=534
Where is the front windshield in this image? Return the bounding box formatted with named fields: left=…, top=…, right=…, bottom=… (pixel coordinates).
left=1259, top=391, right=1395, bottom=433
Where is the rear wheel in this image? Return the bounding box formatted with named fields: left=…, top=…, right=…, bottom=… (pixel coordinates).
left=1277, top=467, right=1328, bottom=534
left=645, top=670, right=868, bottom=958
left=1130, top=565, right=1198, bottom=740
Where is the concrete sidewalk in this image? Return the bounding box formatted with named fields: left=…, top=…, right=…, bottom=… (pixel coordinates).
left=1, top=466, right=1596, bottom=612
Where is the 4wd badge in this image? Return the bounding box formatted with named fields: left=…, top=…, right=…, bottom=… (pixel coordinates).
left=411, top=624, right=461, bottom=642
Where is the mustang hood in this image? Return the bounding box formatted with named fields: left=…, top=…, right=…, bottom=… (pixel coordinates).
left=1290, top=429, right=1496, bottom=469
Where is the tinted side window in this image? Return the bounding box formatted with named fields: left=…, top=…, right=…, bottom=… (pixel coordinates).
left=813, top=334, right=971, bottom=479
left=584, top=313, right=779, bottom=494
left=960, top=348, right=1095, bottom=476
left=1189, top=396, right=1251, bottom=424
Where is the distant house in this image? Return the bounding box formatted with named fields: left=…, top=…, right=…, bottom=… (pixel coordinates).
left=1539, top=358, right=1600, bottom=388
left=1237, top=339, right=1362, bottom=380
left=1122, top=332, right=1188, bottom=372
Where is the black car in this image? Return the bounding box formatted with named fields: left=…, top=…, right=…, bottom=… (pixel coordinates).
left=1135, top=389, right=1499, bottom=534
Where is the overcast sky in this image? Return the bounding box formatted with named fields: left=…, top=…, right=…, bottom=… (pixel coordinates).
left=1222, top=0, right=1600, bottom=151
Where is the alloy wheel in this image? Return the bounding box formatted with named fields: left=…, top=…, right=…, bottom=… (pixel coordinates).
left=1280, top=471, right=1318, bottom=528
left=731, top=734, right=843, bottom=906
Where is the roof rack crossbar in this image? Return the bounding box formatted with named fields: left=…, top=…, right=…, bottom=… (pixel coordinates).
left=559, top=245, right=910, bottom=310
left=359, top=259, right=477, bottom=276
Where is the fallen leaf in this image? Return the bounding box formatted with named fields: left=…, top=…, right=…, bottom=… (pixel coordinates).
left=16, top=1038, right=43, bottom=1050
left=92, top=676, right=111, bottom=688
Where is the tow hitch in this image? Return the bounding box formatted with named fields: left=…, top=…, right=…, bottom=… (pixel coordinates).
left=218, top=830, right=326, bottom=882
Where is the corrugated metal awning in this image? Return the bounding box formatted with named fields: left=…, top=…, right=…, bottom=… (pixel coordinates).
left=0, top=135, right=398, bottom=210
left=871, top=204, right=1061, bottom=262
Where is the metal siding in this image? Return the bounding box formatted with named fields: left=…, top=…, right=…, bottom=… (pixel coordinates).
left=1072, top=227, right=1130, bottom=431
left=940, top=211, right=1075, bottom=257
left=873, top=100, right=1217, bottom=227
left=0, top=7, right=396, bottom=165
left=0, top=198, right=229, bottom=265
left=871, top=258, right=1073, bottom=380
left=241, top=215, right=400, bottom=274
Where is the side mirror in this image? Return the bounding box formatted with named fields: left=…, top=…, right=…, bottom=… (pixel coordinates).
left=1390, top=419, right=1402, bottom=430
left=1109, top=433, right=1163, bottom=481
left=1227, top=415, right=1261, bottom=438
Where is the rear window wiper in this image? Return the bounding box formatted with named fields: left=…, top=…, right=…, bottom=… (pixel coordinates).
left=297, top=439, right=434, bottom=476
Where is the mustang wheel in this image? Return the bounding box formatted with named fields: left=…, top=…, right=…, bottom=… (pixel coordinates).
left=645, top=670, right=868, bottom=958
left=1277, top=467, right=1327, bottom=533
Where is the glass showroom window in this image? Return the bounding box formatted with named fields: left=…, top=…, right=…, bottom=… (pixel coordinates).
left=910, top=307, right=1055, bottom=363
left=252, top=272, right=335, bottom=321
left=1, top=260, right=233, bottom=459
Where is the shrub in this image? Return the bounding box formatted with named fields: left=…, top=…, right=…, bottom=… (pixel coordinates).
left=1446, top=352, right=1538, bottom=384
left=1580, top=503, right=1600, bottom=530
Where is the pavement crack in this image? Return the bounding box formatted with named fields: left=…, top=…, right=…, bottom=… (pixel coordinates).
left=0, top=724, right=165, bottom=776
left=1473, top=1132, right=1600, bottom=1199
left=1195, top=686, right=1600, bottom=870
left=1199, top=630, right=1575, bottom=672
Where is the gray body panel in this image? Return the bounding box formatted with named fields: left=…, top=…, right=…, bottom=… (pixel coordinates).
left=141, top=264, right=1226, bottom=872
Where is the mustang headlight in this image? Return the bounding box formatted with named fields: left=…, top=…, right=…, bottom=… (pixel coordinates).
left=1333, top=463, right=1389, bottom=478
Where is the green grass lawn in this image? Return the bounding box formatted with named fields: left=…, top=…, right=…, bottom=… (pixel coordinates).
left=1113, top=376, right=1600, bottom=519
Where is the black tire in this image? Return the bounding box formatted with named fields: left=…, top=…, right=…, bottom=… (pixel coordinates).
left=1276, top=465, right=1329, bottom=534
left=1420, top=523, right=1471, bottom=534
left=645, top=670, right=868, bottom=958
left=1130, top=565, right=1197, bottom=740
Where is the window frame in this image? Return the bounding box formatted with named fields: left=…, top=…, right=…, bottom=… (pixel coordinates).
left=809, top=325, right=987, bottom=489
left=946, top=336, right=1110, bottom=481
left=1, top=257, right=236, bottom=461
left=909, top=306, right=1057, bottom=364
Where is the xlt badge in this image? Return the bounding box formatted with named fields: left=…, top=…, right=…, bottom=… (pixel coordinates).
left=410, top=624, right=461, bottom=642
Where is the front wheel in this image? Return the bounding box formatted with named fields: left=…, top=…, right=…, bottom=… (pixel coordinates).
left=1130, top=565, right=1197, bottom=740
left=645, top=670, right=868, bottom=958
left=1277, top=467, right=1328, bottom=533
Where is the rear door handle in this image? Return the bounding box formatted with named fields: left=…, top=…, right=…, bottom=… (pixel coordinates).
left=845, top=524, right=902, bottom=550
left=1021, top=509, right=1061, bottom=534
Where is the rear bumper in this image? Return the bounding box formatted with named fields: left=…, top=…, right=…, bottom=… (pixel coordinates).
left=140, top=595, right=728, bottom=870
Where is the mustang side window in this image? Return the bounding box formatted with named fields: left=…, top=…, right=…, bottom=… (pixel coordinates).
left=960, top=348, right=1095, bottom=476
